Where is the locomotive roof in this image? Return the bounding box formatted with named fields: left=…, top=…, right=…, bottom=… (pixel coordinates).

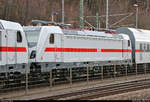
left=62, top=29, right=123, bottom=39
left=0, top=19, right=23, bottom=32
left=23, top=26, right=63, bottom=34
left=23, top=26, right=123, bottom=39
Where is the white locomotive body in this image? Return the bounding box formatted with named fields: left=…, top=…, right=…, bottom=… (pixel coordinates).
left=0, top=20, right=28, bottom=75
left=24, top=26, right=132, bottom=72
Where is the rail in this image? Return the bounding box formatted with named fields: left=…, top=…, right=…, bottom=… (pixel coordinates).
left=38, top=78, right=150, bottom=100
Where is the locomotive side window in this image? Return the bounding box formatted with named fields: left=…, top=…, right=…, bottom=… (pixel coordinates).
left=17, top=31, right=22, bottom=43
left=147, top=44, right=149, bottom=51
left=128, top=40, right=130, bottom=47
left=49, top=34, right=54, bottom=44
left=140, top=44, right=142, bottom=51
left=144, top=44, right=146, bottom=51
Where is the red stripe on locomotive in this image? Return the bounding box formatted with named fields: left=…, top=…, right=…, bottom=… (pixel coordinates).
left=0, top=47, right=27, bottom=52
left=45, top=47, right=132, bottom=53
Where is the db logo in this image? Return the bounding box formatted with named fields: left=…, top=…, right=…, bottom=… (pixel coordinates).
left=97, top=49, right=101, bottom=52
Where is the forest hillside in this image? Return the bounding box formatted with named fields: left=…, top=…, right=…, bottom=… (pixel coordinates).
left=0, top=0, right=150, bottom=29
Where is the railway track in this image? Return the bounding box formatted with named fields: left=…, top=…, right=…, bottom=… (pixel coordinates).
left=38, top=78, right=150, bottom=100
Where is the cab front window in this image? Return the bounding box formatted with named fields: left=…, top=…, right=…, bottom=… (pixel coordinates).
left=24, top=30, right=40, bottom=48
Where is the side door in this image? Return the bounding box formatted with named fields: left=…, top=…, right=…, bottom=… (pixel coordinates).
left=0, top=30, right=7, bottom=66
left=55, top=33, right=63, bottom=62
left=0, top=30, right=4, bottom=65
left=140, top=43, right=143, bottom=61
left=127, top=40, right=131, bottom=59
left=143, top=43, right=147, bottom=62
left=122, top=40, right=125, bottom=58
left=16, top=31, right=28, bottom=64
left=122, top=40, right=128, bottom=59
left=6, top=30, right=17, bottom=65
left=147, top=44, right=150, bottom=62
left=48, top=33, right=56, bottom=62
left=47, top=33, right=63, bottom=62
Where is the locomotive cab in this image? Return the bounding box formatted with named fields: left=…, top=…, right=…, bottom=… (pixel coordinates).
left=24, top=26, right=41, bottom=62
left=23, top=26, right=63, bottom=63
left=23, top=26, right=63, bottom=73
